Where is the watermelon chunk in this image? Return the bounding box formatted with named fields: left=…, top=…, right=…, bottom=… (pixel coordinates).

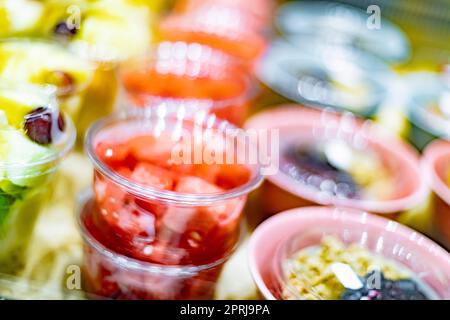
left=130, top=163, right=174, bottom=190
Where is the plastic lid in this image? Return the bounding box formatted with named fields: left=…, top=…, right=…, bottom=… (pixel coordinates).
left=257, top=39, right=389, bottom=116
left=276, top=1, right=411, bottom=63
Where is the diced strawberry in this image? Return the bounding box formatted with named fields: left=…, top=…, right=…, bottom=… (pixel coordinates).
left=130, top=163, right=175, bottom=190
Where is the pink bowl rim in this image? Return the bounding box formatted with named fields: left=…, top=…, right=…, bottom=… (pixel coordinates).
left=245, top=105, right=428, bottom=214
left=422, top=139, right=450, bottom=204
left=248, top=206, right=450, bottom=300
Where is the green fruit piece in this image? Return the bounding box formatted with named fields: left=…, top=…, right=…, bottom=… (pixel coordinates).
left=0, top=127, right=52, bottom=187
left=0, top=189, right=16, bottom=226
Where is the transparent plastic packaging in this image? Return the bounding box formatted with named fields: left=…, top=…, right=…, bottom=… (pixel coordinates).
left=406, top=72, right=450, bottom=151
left=0, top=38, right=96, bottom=128
left=159, top=7, right=267, bottom=66
left=0, top=84, right=76, bottom=274
left=422, top=140, right=450, bottom=247
left=275, top=1, right=411, bottom=63
left=257, top=39, right=389, bottom=117
left=120, top=41, right=254, bottom=127
left=245, top=105, right=427, bottom=220
left=249, top=207, right=450, bottom=300
left=79, top=196, right=230, bottom=300
left=82, top=110, right=262, bottom=299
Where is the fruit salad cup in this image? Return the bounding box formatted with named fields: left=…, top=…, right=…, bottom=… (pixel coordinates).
left=0, top=38, right=95, bottom=137
left=159, top=5, right=267, bottom=68
left=0, top=83, right=75, bottom=274
left=39, top=0, right=156, bottom=139
left=82, top=110, right=262, bottom=299
left=42, top=0, right=153, bottom=64
left=0, top=0, right=46, bottom=37
left=249, top=207, right=450, bottom=300
left=422, top=140, right=450, bottom=248
left=120, top=41, right=254, bottom=127
left=245, top=106, right=427, bottom=221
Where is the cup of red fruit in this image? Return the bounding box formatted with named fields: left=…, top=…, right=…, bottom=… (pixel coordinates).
left=79, top=195, right=233, bottom=300
left=159, top=6, right=267, bottom=67
left=174, top=0, right=273, bottom=32
left=244, top=105, right=427, bottom=220
left=81, top=110, right=262, bottom=299
left=120, top=41, right=254, bottom=127
left=249, top=206, right=450, bottom=300
left=422, top=140, right=450, bottom=247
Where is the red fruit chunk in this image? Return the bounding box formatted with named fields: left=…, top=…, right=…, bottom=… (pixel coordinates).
left=175, top=175, right=223, bottom=194
left=128, top=134, right=177, bottom=165
left=128, top=163, right=175, bottom=220
left=131, top=163, right=175, bottom=190
left=96, top=141, right=130, bottom=165
left=215, top=164, right=251, bottom=189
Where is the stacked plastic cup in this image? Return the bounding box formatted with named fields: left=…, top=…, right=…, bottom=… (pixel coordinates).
left=160, top=0, right=272, bottom=69
left=80, top=110, right=262, bottom=299
left=120, top=41, right=254, bottom=127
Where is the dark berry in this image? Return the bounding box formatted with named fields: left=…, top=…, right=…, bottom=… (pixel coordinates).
left=341, top=271, right=430, bottom=300
left=54, top=21, right=78, bottom=38
left=281, top=146, right=361, bottom=199
left=24, top=107, right=65, bottom=145
left=57, top=112, right=66, bottom=131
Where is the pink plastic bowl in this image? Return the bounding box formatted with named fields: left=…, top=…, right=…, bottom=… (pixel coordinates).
left=422, top=140, right=450, bottom=245
left=244, top=105, right=428, bottom=219
left=248, top=206, right=450, bottom=300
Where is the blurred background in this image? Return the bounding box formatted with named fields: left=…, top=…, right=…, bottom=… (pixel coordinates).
left=0, top=0, right=449, bottom=300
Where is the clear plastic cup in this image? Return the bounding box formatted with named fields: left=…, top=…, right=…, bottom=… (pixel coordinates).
left=422, top=140, right=450, bottom=247
left=174, top=0, right=273, bottom=32
left=0, top=38, right=98, bottom=139
left=159, top=7, right=267, bottom=67
left=0, top=83, right=76, bottom=274
left=256, top=39, right=389, bottom=117
left=120, top=41, right=254, bottom=127
left=406, top=72, right=450, bottom=151
left=275, top=1, right=411, bottom=63
left=84, top=110, right=263, bottom=267
left=78, top=195, right=228, bottom=300
left=249, top=206, right=450, bottom=300
left=245, top=105, right=427, bottom=220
